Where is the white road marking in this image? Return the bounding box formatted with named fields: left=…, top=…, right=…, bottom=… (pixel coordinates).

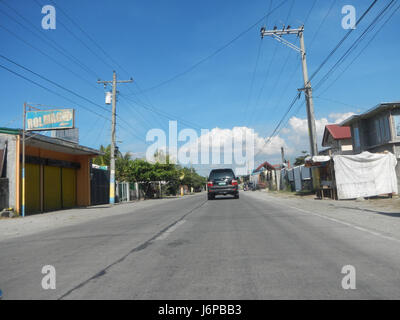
left=154, top=220, right=186, bottom=241
left=263, top=194, right=400, bottom=244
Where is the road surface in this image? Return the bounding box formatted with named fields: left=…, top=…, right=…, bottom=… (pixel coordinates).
left=1, top=192, right=400, bottom=299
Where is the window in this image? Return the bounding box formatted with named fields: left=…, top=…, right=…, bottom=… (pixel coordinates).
left=375, top=119, right=381, bottom=144
left=209, top=169, right=235, bottom=180
left=353, top=126, right=360, bottom=148
left=382, top=116, right=389, bottom=141
left=394, top=115, right=400, bottom=137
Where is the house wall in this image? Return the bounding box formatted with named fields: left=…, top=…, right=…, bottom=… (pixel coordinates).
left=339, top=138, right=353, bottom=152
left=348, top=108, right=400, bottom=193
left=0, top=133, right=18, bottom=209
left=350, top=111, right=399, bottom=153
left=325, top=135, right=339, bottom=153
left=325, top=134, right=352, bottom=155
left=25, top=146, right=92, bottom=208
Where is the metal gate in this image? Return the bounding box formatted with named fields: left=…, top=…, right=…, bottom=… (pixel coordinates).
left=91, top=167, right=109, bottom=205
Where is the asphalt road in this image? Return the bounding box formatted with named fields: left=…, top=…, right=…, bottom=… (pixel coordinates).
left=1, top=191, right=400, bottom=299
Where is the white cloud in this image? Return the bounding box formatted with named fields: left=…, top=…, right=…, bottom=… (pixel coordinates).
left=181, top=126, right=290, bottom=158
left=329, top=112, right=356, bottom=124
left=287, top=116, right=329, bottom=147
left=283, top=112, right=357, bottom=156
left=134, top=111, right=356, bottom=173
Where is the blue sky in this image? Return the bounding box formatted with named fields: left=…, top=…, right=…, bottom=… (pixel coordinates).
left=1, top=0, right=399, bottom=175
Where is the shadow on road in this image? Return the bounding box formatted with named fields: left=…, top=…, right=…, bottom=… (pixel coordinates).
left=210, top=196, right=237, bottom=201
left=331, top=205, right=400, bottom=217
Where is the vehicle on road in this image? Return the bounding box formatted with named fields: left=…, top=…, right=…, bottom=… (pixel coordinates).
left=244, top=182, right=254, bottom=191
left=207, top=168, right=239, bottom=200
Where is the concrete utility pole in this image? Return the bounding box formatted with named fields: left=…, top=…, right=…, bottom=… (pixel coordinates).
left=98, top=71, right=133, bottom=204
left=261, top=25, right=318, bottom=156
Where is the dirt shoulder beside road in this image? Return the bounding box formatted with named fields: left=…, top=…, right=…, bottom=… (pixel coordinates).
left=245, top=190, right=400, bottom=242
left=0, top=194, right=202, bottom=242
left=265, top=190, right=400, bottom=213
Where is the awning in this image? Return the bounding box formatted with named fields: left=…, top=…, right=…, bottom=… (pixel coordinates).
left=305, top=155, right=331, bottom=167
left=25, top=132, right=102, bottom=156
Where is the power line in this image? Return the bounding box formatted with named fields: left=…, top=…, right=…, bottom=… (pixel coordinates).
left=313, top=0, right=397, bottom=92
left=0, top=54, right=111, bottom=113
left=0, top=23, right=100, bottom=91
left=0, top=62, right=108, bottom=120
left=0, top=61, right=143, bottom=143
left=256, top=0, right=380, bottom=155
left=52, top=0, right=193, bottom=131
left=0, top=5, right=152, bottom=142
left=243, top=39, right=264, bottom=125
left=49, top=0, right=131, bottom=76
left=32, top=0, right=115, bottom=72
left=40, top=0, right=215, bottom=132
left=119, top=93, right=203, bottom=130
left=247, top=0, right=317, bottom=128
left=308, top=0, right=337, bottom=50
left=308, top=0, right=378, bottom=84
left=0, top=1, right=99, bottom=78
left=137, top=0, right=289, bottom=94
left=316, top=0, right=400, bottom=95
left=254, top=92, right=301, bottom=158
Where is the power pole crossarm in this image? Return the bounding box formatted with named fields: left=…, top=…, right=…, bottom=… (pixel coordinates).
left=260, top=25, right=318, bottom=156
left=97, top=71, right=133, bottom=205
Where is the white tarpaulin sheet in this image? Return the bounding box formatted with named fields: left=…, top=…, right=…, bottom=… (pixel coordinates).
left=333, top=152, right=398, bottom=199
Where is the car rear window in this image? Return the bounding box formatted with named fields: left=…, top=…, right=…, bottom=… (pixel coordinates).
left=209, top=169, right=235, bottom=180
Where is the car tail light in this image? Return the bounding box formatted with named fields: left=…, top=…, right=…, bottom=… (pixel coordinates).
left=231, top=179, right=238, bottom=186
left=207, top=181, right=213, bottom=187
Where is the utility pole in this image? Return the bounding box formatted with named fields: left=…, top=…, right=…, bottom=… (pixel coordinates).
left=98, top=71, right=133, bottom=204
left=22, top=102, right=26, bottom=217
left=261, top=25, right=318, bottom=156
left=281, top=146, right=285, bottom=165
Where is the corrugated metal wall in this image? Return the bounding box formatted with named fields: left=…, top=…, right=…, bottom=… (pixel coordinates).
left=25, top=163, right=41, bottom=213
left=23, top=164, right=77, bottom=214
left=62, top=167, right=76, bottom=208
left=44, top=165, right=62, bottom=211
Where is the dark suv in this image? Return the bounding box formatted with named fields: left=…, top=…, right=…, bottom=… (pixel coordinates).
left=207, top=168, right=239, bottom=200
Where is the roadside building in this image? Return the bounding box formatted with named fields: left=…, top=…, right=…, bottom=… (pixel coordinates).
left=252, top=161, right=280, bottom=191
left=340, top=102, right=400, bottom=190
left=0, top=127, right=102, bottom=214
left=320, top=124, right=353, bottom=156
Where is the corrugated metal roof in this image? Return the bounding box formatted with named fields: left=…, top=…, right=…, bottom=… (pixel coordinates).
left=0, top=127, right=20, bottom=135
left=340, top=102, right=400, bottom=126
left=254, top=161, right=276, bottom=172
left=0, top=127, right=102, bottom=155
left=322, top=124, right=351, bottom=147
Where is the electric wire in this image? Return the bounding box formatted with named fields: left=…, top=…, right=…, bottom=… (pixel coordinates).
left=136, top=0, right=289, bottom=94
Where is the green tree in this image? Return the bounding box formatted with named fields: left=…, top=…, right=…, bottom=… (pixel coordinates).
left=116, top=151, right=132, bottom=182
left=294, top=150, right=310, bottom=166
left=93, top=145, right=206, bottom=198
left=93, top=145, right=110, bottom=166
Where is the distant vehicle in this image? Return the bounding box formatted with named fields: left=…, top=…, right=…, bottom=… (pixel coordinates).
left=207, top=168, right=239, bottom=200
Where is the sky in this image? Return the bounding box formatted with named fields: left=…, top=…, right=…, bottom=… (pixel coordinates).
left=1, top=0, right=399, bottom=176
